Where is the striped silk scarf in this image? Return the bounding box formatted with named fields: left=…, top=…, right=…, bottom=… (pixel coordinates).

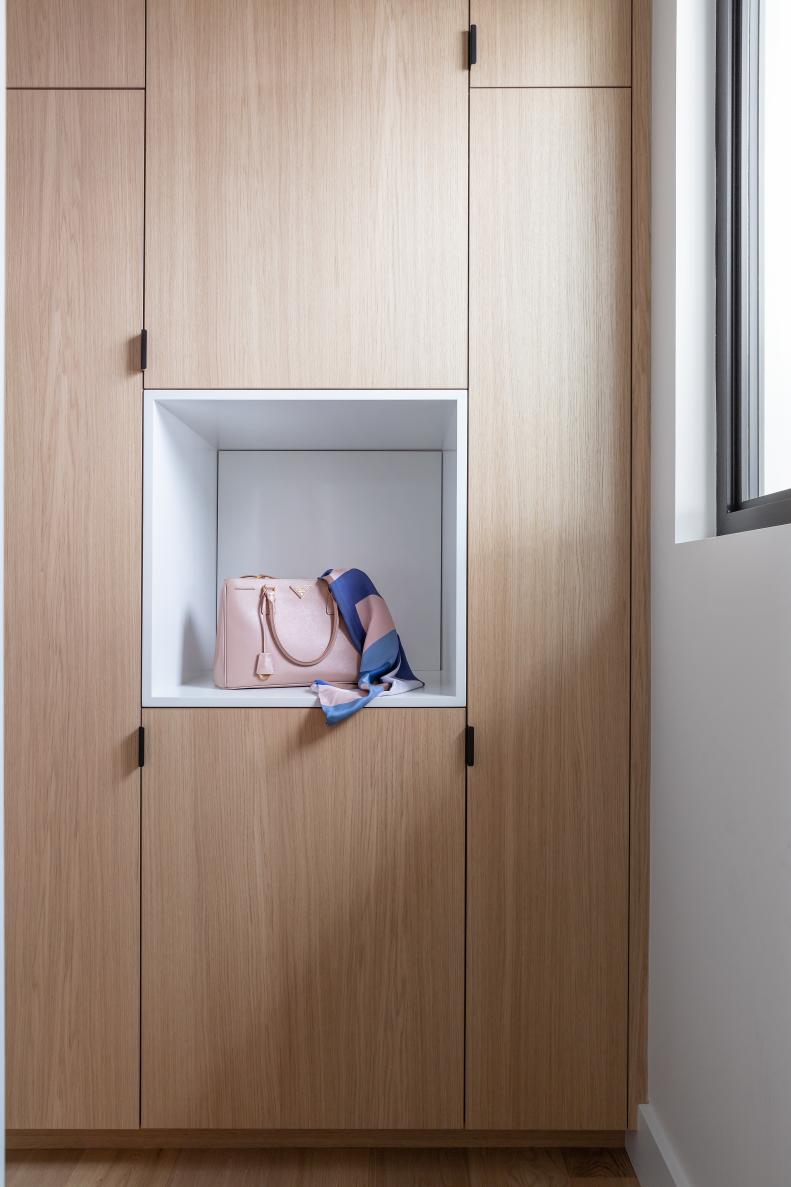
left=311, top=568, right=424, bottom=722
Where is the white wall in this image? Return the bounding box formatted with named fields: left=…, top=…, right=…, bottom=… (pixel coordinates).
left=630, top=3, right=791, bottom=1186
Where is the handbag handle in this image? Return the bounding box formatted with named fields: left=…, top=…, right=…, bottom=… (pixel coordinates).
left=261, top=582, right=339, bottom=667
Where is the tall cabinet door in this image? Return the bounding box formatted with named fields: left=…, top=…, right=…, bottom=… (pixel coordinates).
left=467, top=90, right=631, bottom=1129
left=145, top=0, right=467, bottom=389
left=142, top=709, right=465, bottom=1129
left=5, top=92, right=143, bottom=1128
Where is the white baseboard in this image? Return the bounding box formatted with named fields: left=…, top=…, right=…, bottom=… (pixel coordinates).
left=627, top=1105, right=695, bottom=1187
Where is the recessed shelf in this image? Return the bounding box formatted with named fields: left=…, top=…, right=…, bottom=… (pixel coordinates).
left=143, top=390, right=467, bottom=709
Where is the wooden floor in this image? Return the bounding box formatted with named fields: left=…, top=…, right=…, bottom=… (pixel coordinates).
left=7, top=1147, right=639, bottom=1186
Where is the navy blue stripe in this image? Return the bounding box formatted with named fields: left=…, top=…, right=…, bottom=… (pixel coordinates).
left=317, top=568, right=422, bottom=723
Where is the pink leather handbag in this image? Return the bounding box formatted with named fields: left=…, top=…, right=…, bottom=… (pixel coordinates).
left=214, top=575, right=361, bottom=690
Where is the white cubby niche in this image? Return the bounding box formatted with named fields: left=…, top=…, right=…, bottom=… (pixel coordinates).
left=143, top=390, right=467, bottom=708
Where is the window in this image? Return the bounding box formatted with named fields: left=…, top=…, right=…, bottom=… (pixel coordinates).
left=717, top=0, right=791, bottom=533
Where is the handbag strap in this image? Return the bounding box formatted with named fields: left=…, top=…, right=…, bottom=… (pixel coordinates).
left=260, top=581, right=339, bottom=667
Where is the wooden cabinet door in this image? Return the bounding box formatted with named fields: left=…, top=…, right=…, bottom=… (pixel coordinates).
left=7, top=0, right=144, bottom=87
left=5, top=92, right=143, bottom=1128
left=142, top=709, right=465, bottom=1129
left=145, top=0, right=467, bottom=389
left=470, top=0, right=631, bottom=87
left=467, top=90, right=631, bottom=1130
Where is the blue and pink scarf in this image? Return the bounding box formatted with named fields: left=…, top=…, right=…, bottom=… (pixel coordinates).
left=311, top=568, right=423, bottom=722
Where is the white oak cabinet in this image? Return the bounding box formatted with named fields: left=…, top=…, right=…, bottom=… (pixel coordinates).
left=141, top=709, right=465, bottom=1129
left=7, top=0, right=144, bottom=87
left=4, top=0, right=650, bottom=1141
left=5, top=91, right=144, bottom=1128
left=470, top=0, right=631, bottom=86
left=145, top=0, right=468, bottom=389
left=467, top=88, right=633, bottom=1129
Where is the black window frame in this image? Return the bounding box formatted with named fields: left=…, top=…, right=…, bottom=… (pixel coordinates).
left=716, top=0, right=791, bottom=534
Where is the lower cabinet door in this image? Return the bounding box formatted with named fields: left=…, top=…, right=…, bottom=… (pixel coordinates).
left=141, top=708, right=465, bottom=1129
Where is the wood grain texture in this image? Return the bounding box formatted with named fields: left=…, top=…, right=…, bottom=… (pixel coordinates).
left=145, top=0, right=467, bottom=389
left=5, top=1151, right=179, bottom=1187
left=6, top=1148, right=640, bottom=1187
left=7, top=0, right=144, bottom=87
left=563, top=1148, right=634, bottom=1177
left=5, top=91, right=143, bottom=1129
left=467, top=89, right=632, bottom=1130
left=7, top=1131, right=627, bottom=1151
left=469, top=0, right=631, bottom=87
left=141, top=709, right=465, bottom=1129
left=470, top=1150, right=568, bottom=1186
left=568, top=1181, right=632, bottom=1187
left=629, top=0, right=652, bottom=1132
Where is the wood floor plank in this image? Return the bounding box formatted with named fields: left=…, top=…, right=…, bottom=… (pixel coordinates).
left=372, top=1149, right=470, bottom=1186
left=7, top=1149, right=638, bottom=1186
left=68, top=1150, right=180, bottom=1186
left=6, top=1151, right=179, bottom=1187
left=145, top=1150, right=231, bottom=1187
left=568, top=1181, right=638, bottom=1187
left=6, top=1151, right=84, bottom=1187
left=167, top=1149, right=375, bottom=1187
left=563, top=1149, right=634, bottom=1177
left=468, top=1149, right=568, bottom=1186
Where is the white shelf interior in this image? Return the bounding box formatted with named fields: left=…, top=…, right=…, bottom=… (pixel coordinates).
left=143, top=390, right=467, bottom=707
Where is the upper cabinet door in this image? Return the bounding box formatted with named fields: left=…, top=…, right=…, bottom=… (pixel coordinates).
left=467, top=89, right=631, bottom=1130
left=470, top=0, right=631, bottom=87
left=7, top=0, right=144, bottom=87
left=146, top=0, right=468, bottom=389
left=5, top=91, right=143, bottom=1128
left=142, top=709, right=465, bottom=1129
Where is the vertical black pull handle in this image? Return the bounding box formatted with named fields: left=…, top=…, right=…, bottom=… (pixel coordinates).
left=140, top=328, right=148, bottom=371
left=465, top=725, right=475, bottom=767
left=469, top=24, right=477, bottom=68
